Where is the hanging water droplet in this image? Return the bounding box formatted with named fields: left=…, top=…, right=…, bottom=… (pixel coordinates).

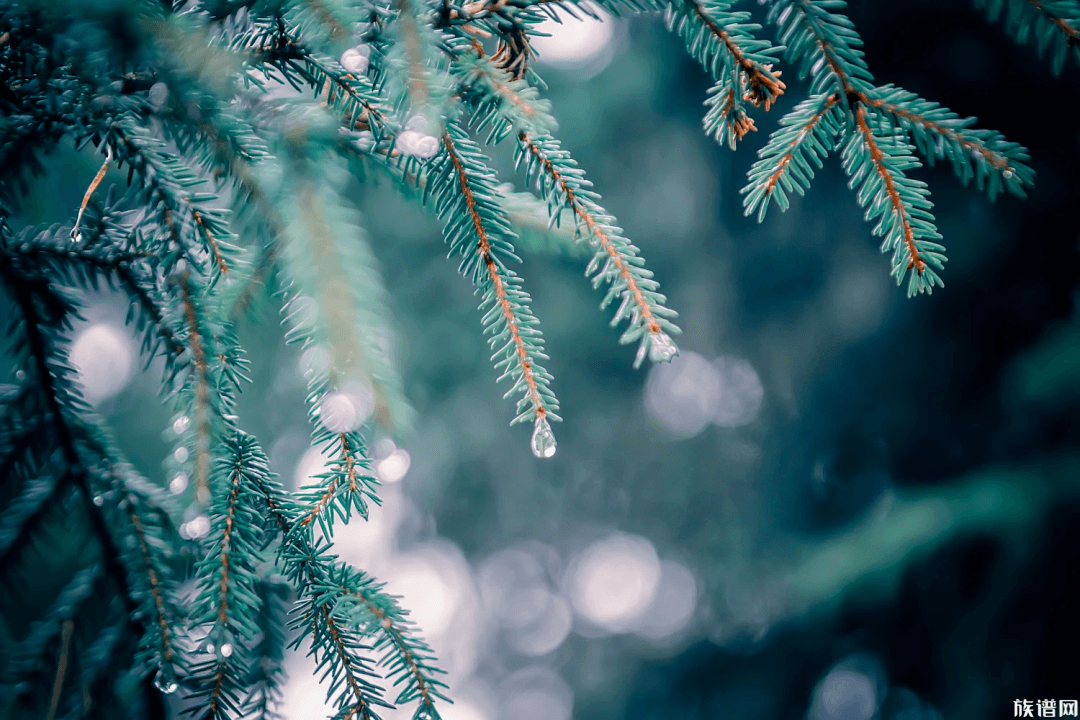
left=219, top=642, right=234, bottom=658
left=1003, top=169, right=1014, bottom=179
left=340, top=45, right=371, bottom=75
left=153, top=669, right=178, bottom=694
left=205, top=642, right=215, bottom=655
left=174, top=446, right=189, bottom=463
left=647, top=331, right=679, bottom=364
left=70, top=228, right=83, bottom=244
left=172, top=415, right=190, bottom=435
left=93, top=495, right=104, bottom=506
left=531, top=416, right=557, bottom=458
left=15, top=370, right=25, bottom=381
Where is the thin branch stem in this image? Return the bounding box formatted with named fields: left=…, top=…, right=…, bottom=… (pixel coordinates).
left=520, top=132, right=663, bottom=335
left=853, top=106, right=926, bottom=275
left=443, top=131, right=547, bottom=419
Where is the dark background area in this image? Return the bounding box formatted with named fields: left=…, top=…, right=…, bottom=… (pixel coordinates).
left=605, top=2, right=1080, bottom=718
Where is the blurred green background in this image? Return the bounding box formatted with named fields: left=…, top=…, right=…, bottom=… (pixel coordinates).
left=9, top=1, right=1080, bottom=718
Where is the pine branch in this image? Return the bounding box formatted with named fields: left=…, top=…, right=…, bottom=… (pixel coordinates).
left=516, top=131, right=681, bottom=368
left=759, top=0, right=1032, bottom=290
left=231, top=438, right=393, bottom=720
left=843, top=106, right=946, bottom=296
left=767, top=0, right=873, bottom=96
left=975, top=0, right=1080, bottom=73
left=860, top=85, right=1035, bottom=200
left=338, top=577, right=450, bottom=720
left=432, top=123, right=561, bottom=449
left=187, top=433, right=273, bottom=719
left=667, top=0, right=785, bottom=147
left=259, top=488, right=445, bottom=720
left=454, top=44, right=558, bottom=143
left=742, top=92, right=842, bottom=220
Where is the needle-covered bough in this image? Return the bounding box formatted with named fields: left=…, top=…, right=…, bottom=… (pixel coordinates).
left=0, top=0, right=1067, bottom=717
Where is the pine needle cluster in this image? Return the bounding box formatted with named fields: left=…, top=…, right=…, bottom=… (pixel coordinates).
left=0, top=0, right=1072, bottom=717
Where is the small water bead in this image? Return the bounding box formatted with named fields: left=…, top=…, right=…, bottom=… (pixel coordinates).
left=15, top=370, right=25, bottom=381
left=153, top=670, right=178, bottom=694
left=205, top=643, right=215, bottom=655
left=174, top=446, right=190, bottom=463
left=340, top=45, right=371, bottom=75
left=531, top=416, right=557, bottom=458
left=219, top=642, right=234, bottom=658
left=647, top=331, right=679, bottom=363
left=70, top=228, right=83, bottom=244
left=172, top=415, right=190, bottom=435
left=1003, top=169, right=1014, bottom=179
left=93, top=495, right=104, bottom=506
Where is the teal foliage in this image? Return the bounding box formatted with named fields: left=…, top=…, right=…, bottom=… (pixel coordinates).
left=0, top=0, right=1067, bottom=718
left=975, top=0, right=1080, bottom=74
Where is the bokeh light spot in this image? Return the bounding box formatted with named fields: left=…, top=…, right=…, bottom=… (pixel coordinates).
left=69, top=323, right=135, bottom=405
left=568, top=533, right=660, bottom=633
left=531, top=3, right=616, bottom=75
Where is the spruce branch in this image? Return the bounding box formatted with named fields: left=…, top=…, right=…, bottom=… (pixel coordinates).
left=179, top=273, right=215, bottom=504
left=844, top=106, right=946, bottom=296
left=516, top=131, right=681, bottom=368
left=667, top=0, right=786, bottom=147
left=242, top=434, right=448, bottom=720
left=742, top=91, right=842, bottom=221
left=757, top=0, right=1032, bottom=289
left=433, top=123, right=561, bottom=448
left=187, top=432, right=274, bottom=719
left=859, top=85, right=1035, bottom=200
left=0, top=1, right=1068, bottom=716
left=975, top=0, right=1080, bottom=73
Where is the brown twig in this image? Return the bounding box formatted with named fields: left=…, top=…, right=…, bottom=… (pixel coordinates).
left=179, top=274, right=212, bottom=502
left=854, top=106, right=925, bottom=275
left=443, top=132, right=547, bottom=419
left=207, top=462, right=245, bottom=716
left=130, top=510, right=175, bottom=664
left=763, top=93, right=841, bottom=197
left=692, top=1, right=785, bottom=109
left=1028, top=0, right=1080, bottom=44
left=46, top=620, right=75, bottom=720
left=520, top=132, right=665, bottom=334
left=72, top=149, right=112, bottom=239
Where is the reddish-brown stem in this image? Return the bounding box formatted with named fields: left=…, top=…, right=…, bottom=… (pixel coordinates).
left=854, top=106, right=925, bottom=275
left=692, top=2, right=785, bottom=108
left=521, top=132, right=663, bottom=334
left=1028, top=0, right=1080, bottom=43
left=130, top=510, right=174, bottom=663
left=347, top=592, right=435, bottom=708
left=764, top=93, right=841, bottom=196
left=208, top=464, right=244, bottom=715
left=179, top=274, right=211, bottom=501
left=322, top=607, right=371, bottom=720
left=188, top=204, right=230, bottom=275
left=858, top=95, right=1012, bottom=171
left=443, top=132, right=546, bottom=419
